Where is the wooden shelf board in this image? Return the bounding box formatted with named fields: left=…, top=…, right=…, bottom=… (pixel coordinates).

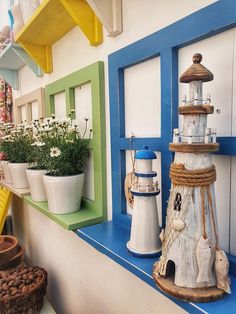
left=24, top=196, right=103, bottom=230
left=62, top=0, right=103, bottom=45
left=0, top=43, right=25, bottom=70
left=16, top=0, right=75, bottom=46
left=0, top=181, right=30, bottom=198
left=15, top=0, right=103, bottom=73
left=0, top=43, right=43, bottom=89
left=77, top=221, right=236, bottom=314
left=87, top=0, right=123, bottom=37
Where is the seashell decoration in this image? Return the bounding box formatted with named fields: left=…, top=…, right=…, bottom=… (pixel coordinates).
left=159, top=229, right=165, bottom=242
left=171, top=218, right=185, bottom=231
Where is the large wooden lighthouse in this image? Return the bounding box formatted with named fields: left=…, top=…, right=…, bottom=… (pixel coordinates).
left=153, top=53, right=230, bottom=302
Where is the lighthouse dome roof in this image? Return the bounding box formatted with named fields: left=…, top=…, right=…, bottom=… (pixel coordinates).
left=180, top=53, right=213, bottom=83
left=135, top=146, right=157, bottom=159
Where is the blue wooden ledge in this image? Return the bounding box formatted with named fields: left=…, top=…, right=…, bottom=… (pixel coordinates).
left=76, top=221, right=236, bottom=314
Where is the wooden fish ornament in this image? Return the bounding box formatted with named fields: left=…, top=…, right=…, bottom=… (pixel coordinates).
left=214, top=249, right=231, bottom=294
left=196, top=236, right=215, bottom=283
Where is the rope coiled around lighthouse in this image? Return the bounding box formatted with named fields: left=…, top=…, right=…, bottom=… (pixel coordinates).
left=170, top=163, right=216, bottom=186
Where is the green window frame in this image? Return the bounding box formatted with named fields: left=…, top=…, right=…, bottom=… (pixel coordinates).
left=26, top=61, right=107, bottom=230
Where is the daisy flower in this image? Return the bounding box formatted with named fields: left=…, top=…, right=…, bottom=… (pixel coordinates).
left=50, top=147, right=61, bottom=157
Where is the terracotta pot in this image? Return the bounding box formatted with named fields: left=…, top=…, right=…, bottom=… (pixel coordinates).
left=0, top=246, right=24, bottom=270
left=8, top=163, right=29, bottom=189
left=43, top=173, right=84, bottom=214
left=26, top=169, right=47, bottom=202
left=0, top=236, right=19, bottom=264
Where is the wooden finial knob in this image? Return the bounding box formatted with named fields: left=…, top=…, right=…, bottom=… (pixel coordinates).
left=193, top=53, right=202, bottom=64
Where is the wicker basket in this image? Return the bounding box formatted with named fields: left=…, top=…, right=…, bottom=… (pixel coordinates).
left=0, top=266, right=47, bottom=314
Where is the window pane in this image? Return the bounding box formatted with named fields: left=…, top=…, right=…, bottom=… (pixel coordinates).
left=124, top=57, right=161, bottom=138
left=54, top=92, right=66, bottom=120
left=75, top=84, right=92, bottom=139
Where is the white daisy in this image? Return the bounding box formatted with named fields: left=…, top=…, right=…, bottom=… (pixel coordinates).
left=2, top=135, right=11, bottom=140
left=50, top=147, right=61, bottom=157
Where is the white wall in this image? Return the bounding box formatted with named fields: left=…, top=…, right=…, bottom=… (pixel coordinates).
left=0, top=0, right=11, bottom=29
left=9, top=1, right=232, bottom=313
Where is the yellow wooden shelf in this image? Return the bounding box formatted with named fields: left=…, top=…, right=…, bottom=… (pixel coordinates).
left=15, top=0, right=103, bottom=73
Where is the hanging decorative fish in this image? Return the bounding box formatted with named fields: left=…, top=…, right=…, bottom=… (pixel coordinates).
left=214, top=249, right=231, bottom=294
left=196, top=236, right=215, bottom=283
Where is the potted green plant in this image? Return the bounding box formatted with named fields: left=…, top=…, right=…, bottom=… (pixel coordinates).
left=0, top=123, right=14, bottom=184
left=26, top=118, right=48, bottom=201
left=42, top=113, right=90, bottom=214
left=1, top=122, right=33, bottom=189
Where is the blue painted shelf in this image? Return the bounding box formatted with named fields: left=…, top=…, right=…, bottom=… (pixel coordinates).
left=76, top=221, right=236, bottom=314
left=0, top=43, right=43, bottom=89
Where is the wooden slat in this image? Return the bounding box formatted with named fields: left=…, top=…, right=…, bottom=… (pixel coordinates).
left=169, top=143, right=219, bottom=153
left=179, top=104, right=214, bottom=115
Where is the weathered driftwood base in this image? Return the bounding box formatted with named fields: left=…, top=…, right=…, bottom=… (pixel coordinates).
left=154, top=275, right=225, bottom=302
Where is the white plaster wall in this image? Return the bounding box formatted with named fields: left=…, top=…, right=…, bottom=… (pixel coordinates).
left=12, top=196, right=186, bottom=314
left=0, top=0, right=11, bottom=29
left=7, top=1, right=224, bottom=313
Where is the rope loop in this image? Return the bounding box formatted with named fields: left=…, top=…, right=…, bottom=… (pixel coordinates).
left=170, top=163, right=216, bottom=186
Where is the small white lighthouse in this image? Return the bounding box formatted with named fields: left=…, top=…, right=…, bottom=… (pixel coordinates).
left=126, top=146, right=161, bottom=257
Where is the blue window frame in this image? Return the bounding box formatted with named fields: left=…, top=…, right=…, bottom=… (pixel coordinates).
left=108, top=0, right=236, bottom=228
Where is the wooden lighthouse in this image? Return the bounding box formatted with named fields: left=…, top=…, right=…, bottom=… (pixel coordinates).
left=126, top=146, right=161, bottom=257
left=153, top=53, right=231, bottom=302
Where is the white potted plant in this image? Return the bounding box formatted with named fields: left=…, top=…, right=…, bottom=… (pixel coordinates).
left=26, top=118, right=48, bottom=202
left=0, top=123, right=14, bottom=184
left=42, top=113, right=90, bottom=214
left=2, top=123, right=33, bottom=189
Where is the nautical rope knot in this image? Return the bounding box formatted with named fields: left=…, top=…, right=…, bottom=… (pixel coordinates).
left=170, top=163, right=216, bottom=186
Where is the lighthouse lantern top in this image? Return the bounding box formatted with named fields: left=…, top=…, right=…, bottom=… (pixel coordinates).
left=180, top=53, right=214, bottom=83
left=135, top=146, right=157, bottom=160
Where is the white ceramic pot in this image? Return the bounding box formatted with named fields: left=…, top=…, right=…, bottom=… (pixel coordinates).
left=26, top=169, right=47, bottom=201
left=43, top=173, right=84, bottom=214
left=1, top=160, right=12, bottom=184
left=8, top=163, right=29, bottom=189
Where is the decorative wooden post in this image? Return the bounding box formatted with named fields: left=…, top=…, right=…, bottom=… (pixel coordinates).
left=153, top=53, right=231, bottom=302
left=127, top=146, right=161, bottom=257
